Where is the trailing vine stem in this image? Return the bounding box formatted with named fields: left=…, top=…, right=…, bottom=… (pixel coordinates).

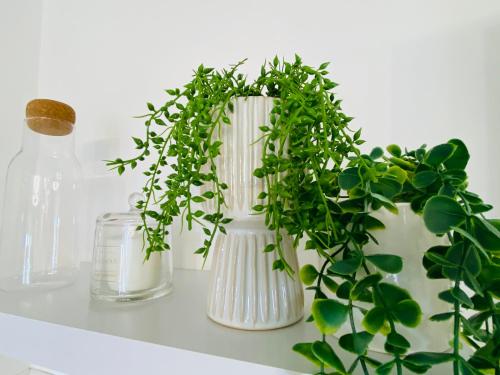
left=108, top=56, right=499, bottom=374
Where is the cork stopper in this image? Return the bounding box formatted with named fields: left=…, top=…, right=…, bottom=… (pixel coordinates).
left=26, top=99, right=76, bottom=136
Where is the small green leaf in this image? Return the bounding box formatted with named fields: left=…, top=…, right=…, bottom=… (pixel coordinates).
left=336, top=281, right=353, bottom=299
left=450, top=288, right=474, bottom=308
left=117, top=165, right=125, bottom=175
left=322, top=276, right=339, bottom=293
left=404, top=352, right=453, bottom=366
left=362, top=307, right=386, bottom=334
left=371, top=177, right=402, bottom=199
left=351, top=273, right=382, bottom=300
left=473, top=217, right=500, bottom=252
left=430, top=312, right=454, bottom=321
left=412, top=170, right=438, bottom=189
left=385, top=166, right=407, bottom=184
left=452, top=226, right=489, bottom=258
left=393, top=299, right=422, bottom=327
left=370, top=147, right=384, bottom=160
left=386, top=144, right=402, bottom=157
left=424, top=143, right=455, bottom=167
left=292, top=343, right=322, bottom=366
left=402, top=361, right=431, bottom=374
left=252, top=204, right=264, bottom=212
left=311, top=341, right=346, bottom=372
left=263, top=244, right=275, bottom=253
left=374, top=283, right=411, bottom=308
left=328, top=256, right=362, bottom=275
left=365, top=254, right=403, bottom=274
left=311, top=299, right=348, bottom=335
left=425, top=251, right=458, bottom=268
left=444, top=139, right=469, bottom=170
left=272, top=259, right=284, bottom=271
left=371, top=193, right=398, bottom=214
left=300, top=264, right=319, bottom=286
left=338, top=167, right=361, bottom=190
left=387, top=331, right=411, bottom=349
left=423, top=196, right=466, bottom=234
left=376, top=360, right=395, bottom=375
left=364, top=216, right=385, bottom=230
left=338, top=332, right=374, bottom=355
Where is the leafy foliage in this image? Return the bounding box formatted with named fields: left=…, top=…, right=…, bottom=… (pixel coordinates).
left=110, top=56, right=499, bottom=374
left=382, top=141, right=500, bottom=374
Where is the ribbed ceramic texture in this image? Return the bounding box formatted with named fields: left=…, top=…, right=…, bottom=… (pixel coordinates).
left=205, top=97, right=304, bottom=330
left=207, top=229, right=303, bottom=329
left=203, top=96, right=272, bottom=218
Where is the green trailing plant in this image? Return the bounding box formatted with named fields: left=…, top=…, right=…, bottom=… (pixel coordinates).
left=108, top=56, right=499, bottom=374
left=291, top=146, right=426, bottom=375
left=294, top=141, right=499, bottom=375
left=381, top=141, right=500, bottom=375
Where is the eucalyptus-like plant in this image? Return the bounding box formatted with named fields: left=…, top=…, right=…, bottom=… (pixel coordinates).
left=382, top=141, right=500, bottom=375
left=291, top=147, right=426, bottom=375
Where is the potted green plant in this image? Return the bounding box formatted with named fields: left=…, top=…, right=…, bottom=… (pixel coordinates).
left=107, top=56, right=359, bottom=330
left=108, top=56, right=499, bottom=373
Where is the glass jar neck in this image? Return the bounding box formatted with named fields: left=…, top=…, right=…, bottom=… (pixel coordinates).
left=22, top=120, right=75, bottom=155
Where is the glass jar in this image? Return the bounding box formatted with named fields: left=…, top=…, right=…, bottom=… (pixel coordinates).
left=90, top=193, right=173, bottom=302
left=0, top=99, right=82, bottom=291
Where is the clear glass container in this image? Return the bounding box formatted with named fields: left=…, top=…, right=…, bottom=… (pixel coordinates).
left=90, top=193, right=173, bottom=302
left=0, top=99, right=82, bottom=291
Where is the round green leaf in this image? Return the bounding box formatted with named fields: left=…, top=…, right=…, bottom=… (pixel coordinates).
left=374, top=283, right=411, bottom=308
left=322, top=276, right=339, bottom=293
left=385, top=166, right=407, bottom=184
left=412, top=170, right=438, bottom=189
left=424, top=143, right=455, bottom=167
left=376, top=361, right=395, bottom=375
left=371, top=177, right=403, bottom=199
left=328, top=256, right=362, bottom=275
left=423, top=196, right=466, bottom=234
left=444, top=139, right=470, bottom=170
left=362, top=307, right=386, bottom=334
left=311, top=340, right=346, bottom=372
left=444, top=242, right=481, bottom=278
left=292, top=343, right=322, bottom=366
left=387, top=331, right=411, bottom=349
left=338, top=332, right=374, bottom=355
left=311, top=299, right=348, bottom=335
left=338, top=167, right=361, bottom=190
left=351, top=273, right=383, bottom=300
left=370, top=147, right=384, bottom=160
left=365, top=254, right=403, bottom=274
left=473, top=217, right=500, bottom=252
left=364, top=215, right=386, bottom=230
left=393, top=299, right=422, bottom=327
left=300, top=264, right=319, bottom=286
left=336, top=281, right=353, bottom=299
left=386, top=144, right=402, bottom=157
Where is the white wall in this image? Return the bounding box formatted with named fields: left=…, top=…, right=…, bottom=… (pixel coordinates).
left=2, top=0, right=500, bottom=267
left=0, top=0, right=43, bottom=214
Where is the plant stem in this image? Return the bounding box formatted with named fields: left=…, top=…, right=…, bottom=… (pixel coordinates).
left=348, top=297, right=369, bottom=375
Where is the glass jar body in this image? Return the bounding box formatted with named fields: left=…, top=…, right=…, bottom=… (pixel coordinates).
left=0, top=122, right=82, bottom=291
left=90, top=212, right=173, bottom=302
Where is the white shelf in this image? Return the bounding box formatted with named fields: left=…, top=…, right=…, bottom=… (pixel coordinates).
left=0, top=263, right=448, bottom=374
left=0, top=263, right=317, bottom=374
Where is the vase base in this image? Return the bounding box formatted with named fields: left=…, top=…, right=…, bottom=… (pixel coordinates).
left=207, top=312, right=304, bottom=331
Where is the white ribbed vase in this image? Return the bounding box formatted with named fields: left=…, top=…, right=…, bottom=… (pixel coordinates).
left=365, top=204, right=451, bottom=352
left=205, top=97, right=304, bottom=330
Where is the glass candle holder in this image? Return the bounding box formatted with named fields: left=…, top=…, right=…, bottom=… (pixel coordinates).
left=90, top=193, right=173, bottom=302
